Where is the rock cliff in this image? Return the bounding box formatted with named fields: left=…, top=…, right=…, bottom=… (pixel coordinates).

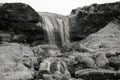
left=69, top=2, right=120, bottom=41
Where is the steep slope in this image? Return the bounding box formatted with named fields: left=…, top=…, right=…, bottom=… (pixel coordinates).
left=81, top=20, right=120, bottom=51
left=75, top=21, right=120, bottom=80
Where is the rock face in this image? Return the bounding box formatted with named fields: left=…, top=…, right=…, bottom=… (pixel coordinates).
left=0, top=3, right=44, bottom=45
left=69, top=2, right=120, bottom=41
left=74, top=21, right=120, bottom=80
left=81, top=21, right=120, bottom=50
left=0, top=43, right=35, bottom=80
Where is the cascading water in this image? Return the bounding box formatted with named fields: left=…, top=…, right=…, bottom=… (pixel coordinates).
left=57, top=17, right=70, bottom=46
left=39, top=12, right=70, bottom=48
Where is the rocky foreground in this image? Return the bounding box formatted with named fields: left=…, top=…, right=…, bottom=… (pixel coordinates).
left=0, top=2, right=120, bottom=80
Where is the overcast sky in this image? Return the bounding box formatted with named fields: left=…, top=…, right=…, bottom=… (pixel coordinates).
left=0, top=0, right=120, bottom=15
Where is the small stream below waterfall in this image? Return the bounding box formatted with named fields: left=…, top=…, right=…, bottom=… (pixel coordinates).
left=38, top=12, right=70, bottom=48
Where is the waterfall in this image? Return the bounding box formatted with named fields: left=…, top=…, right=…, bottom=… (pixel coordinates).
left=57, top=17, right=70, bottom=46
left=39, top=12, right=70, bottom=48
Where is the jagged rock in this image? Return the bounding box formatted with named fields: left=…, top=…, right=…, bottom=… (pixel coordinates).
left=69, top=2, right=120, bottom=41
left=61, top=42, right=95, bottom=53
left=32, top=45, right=63, bottom=73
left=38, top=57, right=71, bottom=80
left=72, top=21, right=120, bottom=79
left=75, top=69, right=120, bottom=80
left=0, top=43, right=35, bottom=80
left=72, top=43, right=95, bottom=52
left=75, top=53, right=95, bottom=68
left=32, top=45, right=61, bottom=58
left=107, top=52, right=120, bottom=70
left=94, top=53, right=109, bottom=68
left=32, top=45, right=44, bottom=57
left=63, top=52, right=95, bottom=77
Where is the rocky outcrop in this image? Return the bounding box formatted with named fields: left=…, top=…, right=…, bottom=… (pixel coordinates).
left=0, top=3, right=44, bottom=45
left=69, top=2, right=120, bottom=41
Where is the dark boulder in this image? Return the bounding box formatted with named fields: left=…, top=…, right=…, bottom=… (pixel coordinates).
left=0, top=3, right=40, bottom=22
left=0, top=3, right=44, bottom=45
left=69, top=2, right=120, bottom=41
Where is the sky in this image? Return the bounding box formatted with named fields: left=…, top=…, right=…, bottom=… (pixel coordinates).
left=0, top=0, right=120, bottom=15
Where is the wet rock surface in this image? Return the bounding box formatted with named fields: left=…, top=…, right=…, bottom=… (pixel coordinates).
left=38, top=57, right=71, bottom=80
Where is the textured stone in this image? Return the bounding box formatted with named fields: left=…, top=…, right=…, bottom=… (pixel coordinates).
left=73, top=21, right=120, bottom=79
left=0, top=3, right=44, bottom=45
left=39, top=57, right=71, bottom=79
left=75, top=69, right=120, bottom=80
left=69, top=2, right=120, bottom=41
left=0, top=43, right=35, bottom=80
left=0, top=3, right=40, bottom=22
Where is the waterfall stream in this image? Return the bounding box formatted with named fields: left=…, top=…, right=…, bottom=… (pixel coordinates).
left=39, top=12, right=70, bottom=48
